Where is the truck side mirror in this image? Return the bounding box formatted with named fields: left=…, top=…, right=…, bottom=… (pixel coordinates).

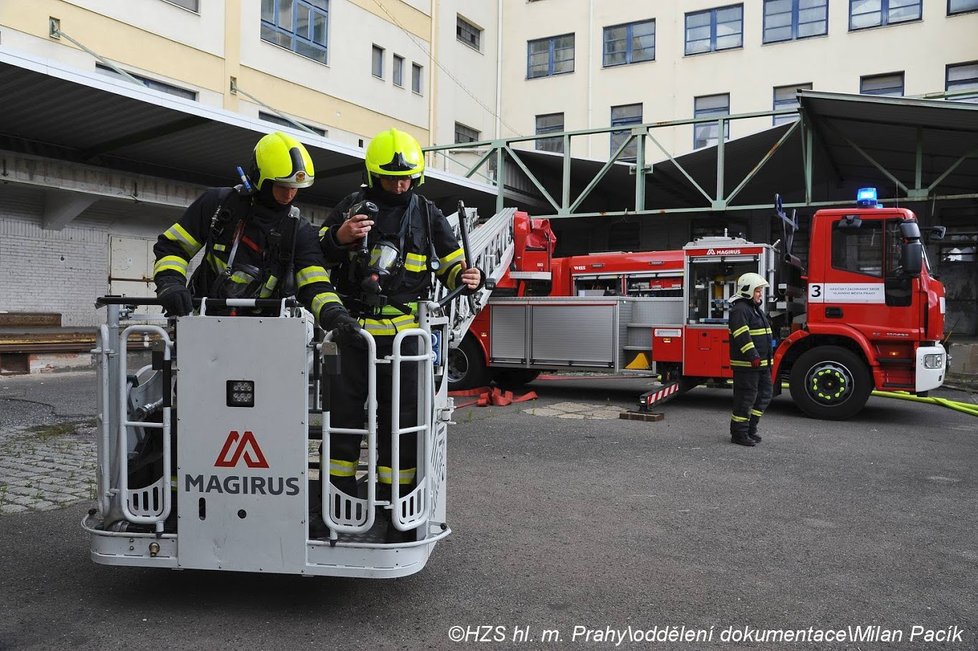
left=901, top=241, right=923, bottom=277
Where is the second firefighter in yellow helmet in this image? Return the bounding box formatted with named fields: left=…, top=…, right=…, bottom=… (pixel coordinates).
left=313, top=128, right=482, bottom=542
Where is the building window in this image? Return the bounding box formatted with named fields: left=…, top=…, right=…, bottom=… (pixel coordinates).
left=685, top=5, right=743, bottom=55
left=371, top=45, right=384, bottom=79
left=95, top=63, right=198, bottom=101
left=610, top=103, right=642, bottom=162
left=772, top=83, right=812, bottom=125
left=763, top=0, right=828, bottom=43
left=162, top=0, right=199, bottom=11
left=259, top=111, right=326, bottom=136
left=860, top=72, right=904, bottom=96
left=412, top=63, right=423, bottom=94
left=457, top=15, right=482, bottom=51
left=694, top=94, right=730, bottom=149
left=455, top=123, right=480, bottom=143
left=947, top=61, right=978, bottom=102
left=527, top=34, right=575, bottom=79
left=949, top=0, right=978, bottom=14
left=849, top=0, right=921, bottom=30
left=393, top=54, right=404, bottom=87
left=603, top=20, right=655, bottom=67
left=535, top=113, right=564, bottom=152
left=261, top=0, right=329, bottom=64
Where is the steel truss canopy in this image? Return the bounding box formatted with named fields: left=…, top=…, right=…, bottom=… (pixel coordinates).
left=1, top=46, right=976, bottom=226
left=0, top=50, right=502, bottom=223
left=431, top=90, right=978, bottom=220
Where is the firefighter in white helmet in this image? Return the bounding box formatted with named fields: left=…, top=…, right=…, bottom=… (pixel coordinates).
left=727, top=272, right=774, bottom=447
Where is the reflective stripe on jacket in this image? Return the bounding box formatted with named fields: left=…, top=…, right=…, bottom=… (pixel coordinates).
left=728, top=297, right=773, bottom=369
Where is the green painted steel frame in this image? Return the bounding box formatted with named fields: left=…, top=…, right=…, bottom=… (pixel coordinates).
left=424, top=105, right=978, bottom=220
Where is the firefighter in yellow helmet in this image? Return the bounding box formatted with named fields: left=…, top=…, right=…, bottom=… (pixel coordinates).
left=727, top=272, right=774, bottom=446
left=152, top=131, right=358, bottom=336
left=316, top=128, right=483, bottom=542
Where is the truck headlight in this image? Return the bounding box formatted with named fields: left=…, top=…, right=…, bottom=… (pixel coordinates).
left=923, top=353, right=944, bottom=369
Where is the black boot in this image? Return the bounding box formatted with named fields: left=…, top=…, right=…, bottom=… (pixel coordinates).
left=731, top=434, right=756, bottom=447
left=747, top=430, right=762, bottom=443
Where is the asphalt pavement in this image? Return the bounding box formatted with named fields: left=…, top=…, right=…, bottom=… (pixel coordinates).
left=1, top=370, right=976, bottom=650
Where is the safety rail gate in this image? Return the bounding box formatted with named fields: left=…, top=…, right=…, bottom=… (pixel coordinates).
left=82, top=297, right=452, bottom=578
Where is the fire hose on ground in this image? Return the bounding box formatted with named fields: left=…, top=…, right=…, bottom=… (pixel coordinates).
left=870, top=390, right=978, bottom=417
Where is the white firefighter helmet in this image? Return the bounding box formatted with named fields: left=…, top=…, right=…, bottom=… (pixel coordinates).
left=736, top=272, right=768, bottom=300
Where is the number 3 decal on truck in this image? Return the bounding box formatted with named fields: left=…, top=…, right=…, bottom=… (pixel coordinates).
left=809, top=283, right=823, bottom=302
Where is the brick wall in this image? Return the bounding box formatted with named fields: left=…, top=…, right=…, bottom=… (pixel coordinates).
left=0, top=201, right=171, bottom=328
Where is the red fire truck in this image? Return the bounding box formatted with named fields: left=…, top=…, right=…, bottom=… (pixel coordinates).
left=449, top=191, right=947, bottom=420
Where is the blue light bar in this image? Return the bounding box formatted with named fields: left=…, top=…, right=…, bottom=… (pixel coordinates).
left=856, top=187, right=878, bottom=207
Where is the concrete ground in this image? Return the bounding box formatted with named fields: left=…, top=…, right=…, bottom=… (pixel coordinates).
left=0, top=371, right=976, bottom=650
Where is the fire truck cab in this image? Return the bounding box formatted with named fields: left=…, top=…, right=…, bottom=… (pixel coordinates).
left=651, top=190, right=946, bottom=419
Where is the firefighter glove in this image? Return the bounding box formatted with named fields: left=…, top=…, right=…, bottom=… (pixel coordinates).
left=750, top=356, right=762, bottom=368
left=156, top=281, right=193, bottom=317
left=323, top=311, right=365, bottom=350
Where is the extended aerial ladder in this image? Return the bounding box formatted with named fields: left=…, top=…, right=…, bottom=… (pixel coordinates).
left=440, top=206, right=516, bottom=347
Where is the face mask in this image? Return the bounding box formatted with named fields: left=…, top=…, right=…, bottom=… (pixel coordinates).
left=358, top=238, right=404, bottom=296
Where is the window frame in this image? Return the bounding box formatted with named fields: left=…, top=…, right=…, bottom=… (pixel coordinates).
left=260, top=0, right=330, bottom=64
left=602, top=19, right=655, bottom=67
left=94, top=63, right=198, bottom=101
left=860, top=71, right=905, bottom=96
left=457, top=15, right=482, bottom=51
left=371, top=44, right=385, bottom=79
left=411, top=63, right=423, bottom=95
left=684, top=4, right=743, bottom=56
left=946, top=61, right=978, bottom=102
left=610, top=103, right=643, bottom=163
left=454, top=122, right=480, bottom=144
left=762, top=0, right=828, bottom=43
left=161, top=0, right=199, bottom=12
left=849, top=0, right=922, bottom=30
left=526, top=33, right=576, bottom=79
left=948, top=0, right=978, bottom=14
left=772, top=83, right=812, bottom=125
left=535, top=112, right=565, bottom=152
left=393, top=54, right=404, bottom=87
left=693, top=93, right=730, bottom=149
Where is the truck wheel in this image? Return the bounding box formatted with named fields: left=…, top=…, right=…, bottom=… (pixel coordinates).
left=789, top=346, right=872, bottom=420
left=448, top=336, right=489, bottom=391
left=495, top=369, right=541, bottom=388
